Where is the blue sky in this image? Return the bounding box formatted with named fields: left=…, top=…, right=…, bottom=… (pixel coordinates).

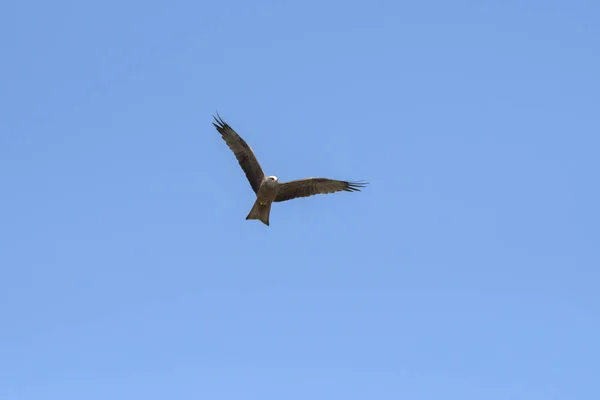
left=1, top=0, right=599, bottom=398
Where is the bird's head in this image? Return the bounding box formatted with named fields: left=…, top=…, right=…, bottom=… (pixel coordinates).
left=268, top=176, right=278, bottom=182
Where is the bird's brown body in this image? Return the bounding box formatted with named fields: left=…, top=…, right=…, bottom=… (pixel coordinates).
left=257, top=177, right=279, bottom=205
left=246, top=177, right=279, bottom=226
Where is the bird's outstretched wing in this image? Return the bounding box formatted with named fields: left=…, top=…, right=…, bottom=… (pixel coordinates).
left=212, top=113, right=265, bottom=193
left=274, top=178, right=367, bottom=202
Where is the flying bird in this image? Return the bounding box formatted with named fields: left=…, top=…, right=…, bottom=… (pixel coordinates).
left=212, top=113, right=367, bottom=226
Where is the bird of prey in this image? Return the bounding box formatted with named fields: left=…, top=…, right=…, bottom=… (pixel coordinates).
left=211, top=113, right=367, bottom=226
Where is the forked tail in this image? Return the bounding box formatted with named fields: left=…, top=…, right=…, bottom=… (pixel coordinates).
left=246, top=200, right=271, bottom=226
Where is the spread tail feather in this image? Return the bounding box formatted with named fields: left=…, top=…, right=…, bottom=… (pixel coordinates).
left=246, top=200, right=271, bottom=226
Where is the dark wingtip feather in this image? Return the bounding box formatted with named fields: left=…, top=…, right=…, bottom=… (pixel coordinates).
left=345, top=180, right=368, bottom=192
left=216, top=112, right=227, bottom=126
left=212, top=111, right=228, bottom=130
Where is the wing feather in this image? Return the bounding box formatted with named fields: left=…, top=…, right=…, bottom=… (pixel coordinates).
left=212, top=113, right=265, bottom=193
left=274, top=178, right=367, bottom=202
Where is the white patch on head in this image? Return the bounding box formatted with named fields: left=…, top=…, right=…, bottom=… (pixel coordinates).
left=268, top=175, right=278, bottom=181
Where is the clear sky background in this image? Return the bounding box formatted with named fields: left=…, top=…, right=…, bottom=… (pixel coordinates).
left=1, top=0, right=599, bottom=399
